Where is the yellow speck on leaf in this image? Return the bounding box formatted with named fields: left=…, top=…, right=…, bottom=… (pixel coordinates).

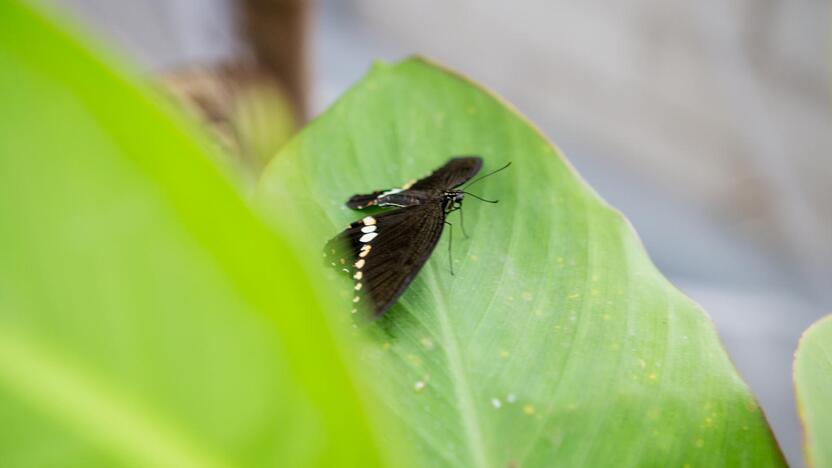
left=523, top=404, right=535, bottom=415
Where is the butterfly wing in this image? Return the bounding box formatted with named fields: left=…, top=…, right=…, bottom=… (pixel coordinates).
left=345, top=190, right=388, bottom=209
left=324, top=204, right=446, bottom=317
left=344, top=156, right=482, bottom=209
left=407, top=156, right=482, bottom=190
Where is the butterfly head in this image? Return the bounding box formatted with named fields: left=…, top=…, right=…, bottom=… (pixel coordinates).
left=442, top=190, right=465, bottom=212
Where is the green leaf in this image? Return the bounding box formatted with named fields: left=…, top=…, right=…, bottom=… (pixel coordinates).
left=795, top=315, right=832, bottom=467
left=0, top=2, right=386, bottom=467
left=257, top=58, right=786, bottom=467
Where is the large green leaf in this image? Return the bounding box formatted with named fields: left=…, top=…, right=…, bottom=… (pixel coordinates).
left=0, top=2, right=387, bottom=467
left=795, top=315, right=832, bottom=467
left=257, top=58, right=786, bottom=467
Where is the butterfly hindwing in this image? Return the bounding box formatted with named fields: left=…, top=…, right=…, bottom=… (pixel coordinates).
left=345, top=190, right=387, bottom=209
left=324, top=204, right=446, bottom=317
left=345, top=156, right=482, bottom=210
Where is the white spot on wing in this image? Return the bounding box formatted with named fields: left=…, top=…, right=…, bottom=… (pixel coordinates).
left=354, top=259, right=366, bottom=269
left=354, top=283, right=362, bottom=291
left=353, top=271, right=363, bottom=280
left=380, top=188, right=403, bottom=197
left=360, top=232, right=378, bottom=243
left=361, top=225, right=377, bottom=234
left=353, top=296, right=360, bottom=303
left=362, top=216, right=376, bottom=225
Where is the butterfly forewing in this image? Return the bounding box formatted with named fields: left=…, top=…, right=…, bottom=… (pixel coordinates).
left=324, top=204, right=446, bottom=317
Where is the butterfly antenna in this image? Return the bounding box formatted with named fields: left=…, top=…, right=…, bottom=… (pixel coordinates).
left=463, top=192, right=499, bottom=203
left=463, top=161, right=512, bottom=190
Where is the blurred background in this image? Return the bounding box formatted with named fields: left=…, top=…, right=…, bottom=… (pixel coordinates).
left=46, top=0, right=830, bottom=465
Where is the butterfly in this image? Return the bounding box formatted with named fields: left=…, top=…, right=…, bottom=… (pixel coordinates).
left=324, top=156, right=509, bottom=318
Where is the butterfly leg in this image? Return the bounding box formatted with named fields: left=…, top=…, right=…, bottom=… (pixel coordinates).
left=444, top=220, right=455, bottom=276
left=458, top=206, right=470, bottom=239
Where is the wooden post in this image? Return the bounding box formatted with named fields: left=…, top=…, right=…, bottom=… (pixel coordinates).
left=238, top=0, right=310, bottom=122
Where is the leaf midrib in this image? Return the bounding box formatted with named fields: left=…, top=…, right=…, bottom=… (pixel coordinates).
left=427, top=270, right=490, bottom=468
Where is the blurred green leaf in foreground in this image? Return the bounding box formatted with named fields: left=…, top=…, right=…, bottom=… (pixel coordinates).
left=0, top=2, right=387, bottom=467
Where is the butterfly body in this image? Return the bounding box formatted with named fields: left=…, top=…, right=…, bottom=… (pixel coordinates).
left=325, top=157, right=485, bottom=318
left=347, top=185, right=467, bottom=210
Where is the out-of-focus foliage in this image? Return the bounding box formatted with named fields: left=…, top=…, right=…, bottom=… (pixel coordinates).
left=794, top=316, right=832, bottom=468
left=162, top=64, right=297, bottom=188
left=0, top=2, right=385, bottom=467
left=257, top=58, right=786, bottom=467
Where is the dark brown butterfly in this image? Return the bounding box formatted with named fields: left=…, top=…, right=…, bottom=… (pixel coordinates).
left=324, top=157, right=509, bottom=318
